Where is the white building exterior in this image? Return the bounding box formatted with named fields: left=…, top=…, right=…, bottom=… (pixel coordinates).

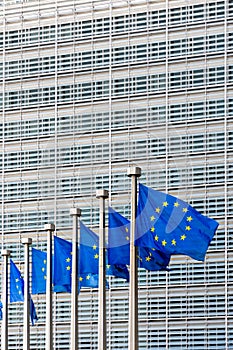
left=0, top=0, right=232, bottom=348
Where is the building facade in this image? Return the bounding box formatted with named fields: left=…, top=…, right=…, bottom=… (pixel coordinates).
left=0, top=0, right=232, bottom=348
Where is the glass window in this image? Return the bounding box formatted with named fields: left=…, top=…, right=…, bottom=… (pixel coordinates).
left=192, top=3, right=205, bottom=21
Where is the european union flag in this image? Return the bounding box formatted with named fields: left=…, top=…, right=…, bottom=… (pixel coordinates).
left=0, top=301, right=2, bottom=321
left=108, top=207, right=130, bottom=265
left=30, top=298, right=38, bottom=326
left=137, top=246, right=170, bottom=271
left=80, top=221, right=99, bottom=275
left=54, top=236, right=72, bottom=293
left=108, top=208, right=170, bottom=271
left=32, top=248, right=47, bottom=294
left=10, top=259, right=38, bottom=325
left=79, top=274, right=99, bottom=289
left=106, top=264, right=129, bottom=281
left=135, top=184, right=219, bottom=261
left=80, top=221, right=129, bottom=281
left=10, top=259, right=24, bottom=303
left=53, top=235, right=100, bottom=293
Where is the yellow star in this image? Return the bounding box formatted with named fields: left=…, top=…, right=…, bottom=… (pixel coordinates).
left=86, top=275, right=91, bottom=280
left=125, top=227, right=129, bottom=233
left=66, top=257, right=71, bottom=262
left=187, top=216, right=193, bottom=222
left=180, top=234, right=186, bottom=240
left=150, top=227, right=155, bottom=232
left=146, top=256, right=151, bottom=262
left=174, top=202, right=179, bottom=207
left=94, top=254, right=99, bottom=259
left=154, top=235, right=159, bottom=241
left=15, top=278, right=19, bottom=283
left=43, top=260, right=47, bottom=264
left=126, top=236, right=130, bottom=241
left=137, top=255, right=142, bottom=262
left=155, top=207, right=161, bottom=213
left=162, top=240, right=167, bottom=246
left=79, top=276, right=83, bottom=281
left=185, top=226, right=191, bottom=231
left=44, top=275, right=47, bottom=280
left=163, top=201, right=168, bottom=207
left=171, top=239, right=176, bottom=246
left=150, top=215, right=155, bottom=221
left=42, top=267, right=45, bottom=272
left=183, top=208, right=188, bottom=213
left=93, top=244, right=97, bottom=250
left=66, top=265, right=71, bottom=270
left=106, top=265, right=111, bottom=269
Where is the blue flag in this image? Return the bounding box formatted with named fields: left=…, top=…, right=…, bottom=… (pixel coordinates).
left=53, top=236, right=72, bottom=293
left=10, top=259, right=38, bottom=325
left=108, top=207, right=170, bottom=271
left=80, top=221, right=129, bottom=281
left=106, top=264, right=129, bottom=281
left=79, top=274, right=110, bottom=290
left=30, top=298, right=38, bottom=326
left=0, top=301, right=2, bottom=321
left=31, top=237, right=101, bottom=295
left=80, top=221, right=99, bottom=275
left=135, top=183, right=219, bottom=261
left=137, top=246, right=170, bottom=271
left=53, top=235, right=99, bottom=293
left=10, top=259, right=24, bottom=303
left=32, top=246, right=72, bottom=294
left=32, top=248, right=47, bottom=294
left=79, top=274, right=99, bottom=289
left=108, top=207, right=130, bottom=265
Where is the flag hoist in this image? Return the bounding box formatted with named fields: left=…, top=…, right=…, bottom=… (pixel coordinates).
left=44, top=224, right=55, bottom=350
left=96, top=189, right=109, bottom=350
left=70, top=208, right=82, bottom=350
left=127, top=166, right=141, bottom=350
left=1, top=249, right=11, bottom=350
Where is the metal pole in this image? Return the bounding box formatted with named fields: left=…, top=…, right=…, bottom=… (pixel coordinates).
left=1, top=250, right=11, bottom=350
left=22, top=238, right=32, bottom=350
left=44, top=224, right=55, bottom=350
left=70, top=208, right=81, bottom=350
left=127, top=166, right=141, bottom=350
left=96, top=189, right=109, bottom=350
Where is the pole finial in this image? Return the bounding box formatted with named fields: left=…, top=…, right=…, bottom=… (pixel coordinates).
left=96, top=189, right=109, bottom=199
left=21, top=238, right=32, bottom=245
left=70, top=208, right=82, bottom=216
left=44, top=223, right=55, bottom=231
left=127, top=166, right=141, bottom=177
left=1, top=249, right=11, bottom=257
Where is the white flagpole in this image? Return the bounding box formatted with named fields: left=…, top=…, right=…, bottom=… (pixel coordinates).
left=96, top=189, right=109, bottom=350
left=127, top=166, right=141, bottom=350
left=44, top=224, right=55, bottom=350
left=22, top=238, right=32, bottom=350
left=1, top=249, right=11, bottom=350
left=70, top=208, right=81, bottom=350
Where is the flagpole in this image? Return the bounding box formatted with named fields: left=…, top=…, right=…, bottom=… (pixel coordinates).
left=22, top=238, right=32, bottom=350
left=44, top=224, right=55, bottom=350
left=127, top=166, right=141, bottom=350
left=1, top=249, right=11, bottom=350
left=70, top=208, right=81, bottom=350
left=96, top=189, right=109, bottom=350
